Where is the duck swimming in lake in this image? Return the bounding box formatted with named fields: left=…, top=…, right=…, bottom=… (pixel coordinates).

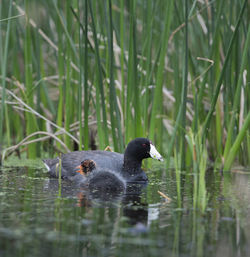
left=43, top=138, right=163, bottom=183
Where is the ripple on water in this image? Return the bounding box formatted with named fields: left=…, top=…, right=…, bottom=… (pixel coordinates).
left=1, top=166, right=250, bottom=257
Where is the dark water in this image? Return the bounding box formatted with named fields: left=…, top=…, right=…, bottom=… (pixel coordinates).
left=1, top=165, right=250, bottom=257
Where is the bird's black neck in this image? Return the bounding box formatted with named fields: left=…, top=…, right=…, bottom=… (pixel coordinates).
left=122, top=157, right=142, bottom=175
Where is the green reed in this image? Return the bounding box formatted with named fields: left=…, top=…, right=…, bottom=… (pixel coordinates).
left=106, top=0, right=123, bottom=151
left=174, top=127, right=208, bottom=212
left=55, top=0, right=64, bottom=148
left=149, top=0, right=174, bottom=142
left=88, top=0, right=109, bottom=149
left=83, top=0, right=89, bottom=150
left=0, top=0, right=249, bottom=171
left=24, top=0, right=38, bottom=158
left=174, top=149, right=182, bottom=208
left=0, top=1, right=12, bottom=146
left=125, top=0, right=138, bottom=142
left=186, top=129, right=207, bottom=213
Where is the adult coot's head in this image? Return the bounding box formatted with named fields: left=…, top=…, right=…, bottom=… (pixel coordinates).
left=124, top=138, right=163, bottom=162
left=123, top=138, right=163, bottom=175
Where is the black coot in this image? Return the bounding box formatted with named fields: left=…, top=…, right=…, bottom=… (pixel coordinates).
left=43, top=138, right=163, bottom=183
left=75, top=159, right=126, bottom=194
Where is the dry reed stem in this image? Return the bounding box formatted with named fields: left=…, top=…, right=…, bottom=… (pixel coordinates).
left=158, top=191, right=172, bottom=202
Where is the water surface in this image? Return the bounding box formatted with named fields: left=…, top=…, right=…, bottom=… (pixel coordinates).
left=1, top=165, right=250, bottom=257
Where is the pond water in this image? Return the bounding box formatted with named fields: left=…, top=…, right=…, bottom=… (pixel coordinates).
left=1, top=164, right=250, bottom=257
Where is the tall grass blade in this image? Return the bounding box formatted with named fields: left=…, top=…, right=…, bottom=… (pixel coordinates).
left=180, top=0, right=189, bottom=170
left=174, top=149, right=182, bottom=208
left=166, top=104, right=183, bottom=170
left=196, top=0, right=225, bottom=116
left=70, top=2, right=89, bottom=150
left=88, top=0, right=108, bottom=149
left=125, top=0, right=137, bottom=143
left=0, top=0, right=13, bottom=145
left=52, top=0, right=79, bottom=62
left=149, top=0, right=174, bottom=141
left=55, top=0, right=64, bottom=148
left=119, top=0, right=125, bottom=118
left=223, top=24, right=250, bottom=160
left=224, top=112, right=250, bottom=171
left=77, top=0, right=83, bottom=150
left=25, top=0, right=38, bottom=158
left=202, top=0, right=248, bottom=139
left=140, top=1, right=154, bottom=136
left=106, top=0, right=123, bottom=151
left=83, top=0, right=89, bottom=150
left=64, top=1, right=73, bottom=149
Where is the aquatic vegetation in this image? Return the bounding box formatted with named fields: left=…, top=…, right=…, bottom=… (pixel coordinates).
left=0, top=0, right=249, bottom=171
left=186, top=128, right=208, bottom=213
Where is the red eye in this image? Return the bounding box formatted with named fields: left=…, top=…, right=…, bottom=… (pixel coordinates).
left=142, top=143, right=146, bottom=147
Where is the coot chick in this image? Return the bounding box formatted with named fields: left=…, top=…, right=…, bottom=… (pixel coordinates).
left=75, top=159, right=96, bottom=176
left=75, top=159, right=126, bottom=194
left=43, top=138, right=163, bottom=183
